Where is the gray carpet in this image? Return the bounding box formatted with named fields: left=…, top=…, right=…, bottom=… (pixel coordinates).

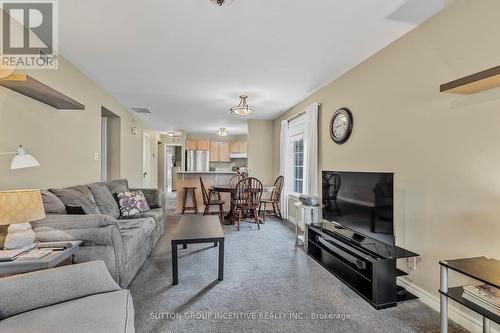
left=129, top=213, right=468, bottom=333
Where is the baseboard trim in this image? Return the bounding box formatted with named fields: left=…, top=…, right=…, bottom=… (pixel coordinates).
left=398, top=278, right=499, bottom=333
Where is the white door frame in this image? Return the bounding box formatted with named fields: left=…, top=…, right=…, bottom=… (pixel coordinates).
left=142, top=132, right=152, bottom=187
left=101, top=116, right=108, bottom=181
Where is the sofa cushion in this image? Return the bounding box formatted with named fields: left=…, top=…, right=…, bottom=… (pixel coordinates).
left=0, top=290, right=135, bottom=333
left=48, top=185, right=101, bottom=215
left=119, top=217, right=156, bottom=263
left=88, top=182, right=120, bottom=218
left=131, top=188, right=162, bottom=209
left=116, top=190, right=150, bottom=217
left=119, top=208, right=162, bottom=224
left=0, top=261, right=120, bottom=320
left=41, top=190, right=66, bottom=214
left=105, top=179, right=129, bottom=195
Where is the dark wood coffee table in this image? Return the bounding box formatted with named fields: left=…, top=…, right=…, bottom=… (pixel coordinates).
left=171, top=215, right=224, bottom=285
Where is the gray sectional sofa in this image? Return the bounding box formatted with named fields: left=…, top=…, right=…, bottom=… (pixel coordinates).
left=31, top=179, right=165, bottom=287
left=0, top=261, right=135, bottom=333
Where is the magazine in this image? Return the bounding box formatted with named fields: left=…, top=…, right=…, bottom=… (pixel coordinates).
left=462, top=284, right=500, bottom=314
left=463, top=293, right=500, bottom=315
left=16, top=249, right=52, bottom=260
left=0, top=248, right=28, bottom=261
left=463, top=284, right=500, bottom=305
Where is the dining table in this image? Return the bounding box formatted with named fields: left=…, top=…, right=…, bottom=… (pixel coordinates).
left=212, top=183, right=275, bottom=225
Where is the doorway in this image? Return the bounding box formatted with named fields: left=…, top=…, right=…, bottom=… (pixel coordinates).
left=101, top=106, right=121, bottom=181
left=164, top=144, right=182, bottom=193
left=143, top=133, right=152, bottom=188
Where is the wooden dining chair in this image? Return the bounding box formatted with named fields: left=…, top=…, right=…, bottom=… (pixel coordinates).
left=258, top=176, right=284, bottom=222
left=232, top=177, right=263, bottom=231
left=229, top=174, right=242, bottom=185
left=322, top=173, right=341, bottom=216
left=200, top=177, right=225, bottom=223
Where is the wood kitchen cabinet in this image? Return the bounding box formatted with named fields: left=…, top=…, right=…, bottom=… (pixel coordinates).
left=186, top=139, right=210, bottom=151
left=219, top=142, right=230, bottom=162
left=210, top=141, right=220, bottom=162
left=230, top=142, right=239, bottom=154
left=197, top=139, right=210, bottom=151
left=229, top=142, right=247, bottom=154
left=239, top=142, right=247, bottom=153
left=186, top=139, right=196, bottom=150
left=210, top=141, right=230, bottom=162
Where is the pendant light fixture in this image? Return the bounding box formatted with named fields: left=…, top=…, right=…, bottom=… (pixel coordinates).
left=216, top=128, right=229, bottom=137
left=230, top=95, right=254, bottom=117
left=210, top=0, right=234, bottom=6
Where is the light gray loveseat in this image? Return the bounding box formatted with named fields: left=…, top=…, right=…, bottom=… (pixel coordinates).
left=31, top=179, right=165, bottom=287
left=0, top=261, right=135, bottom=333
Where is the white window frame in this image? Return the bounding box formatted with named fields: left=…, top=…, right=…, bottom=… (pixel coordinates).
left=287, top=115, right=306, bottom=197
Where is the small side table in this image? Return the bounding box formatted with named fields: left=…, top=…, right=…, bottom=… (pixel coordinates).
left=293, top=202, right=320, bottom=246
left=0, top=241, right=82, bottom=276
left=439, top=257, right=500, bottom=333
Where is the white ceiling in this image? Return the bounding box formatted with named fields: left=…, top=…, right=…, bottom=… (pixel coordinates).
left=59, top=0, right=446, bottom=135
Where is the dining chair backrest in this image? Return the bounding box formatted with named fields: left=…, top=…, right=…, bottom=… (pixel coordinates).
left=322, top=173, right=341, bottom=200
left=270, top=176, right=284, bottom=202
left=234, top=177, right=263, bottom=206
left=199, top=177, right=210, bottom=205
left=229, top=174, right=242, bottom=185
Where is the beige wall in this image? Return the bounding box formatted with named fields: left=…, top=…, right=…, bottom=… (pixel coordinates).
left=273, top=1, right=500, bottom=330
left=0, top=56, right=158, bottom=190
left=247, top=120, right=274, bottom=184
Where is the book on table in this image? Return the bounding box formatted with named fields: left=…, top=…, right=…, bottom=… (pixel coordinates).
left=0, top=248, right=28, bottom=262
left=16, top=249, right=52, bottom=260
left=462, top=284, right=500, bottom=315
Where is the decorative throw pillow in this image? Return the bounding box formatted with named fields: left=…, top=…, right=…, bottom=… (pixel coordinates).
left=116, top=190, right=150, bottom=217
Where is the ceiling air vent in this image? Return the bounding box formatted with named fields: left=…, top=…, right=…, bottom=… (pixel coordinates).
left=131, top=107, right=151, bottom=114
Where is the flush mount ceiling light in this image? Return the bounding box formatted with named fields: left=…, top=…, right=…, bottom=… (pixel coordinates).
left=166, top=131, right=181, bottom=137
left=210, top=0, right=234, bottom=6
left=230, top=95, right=254, bottom=117
left=216, top=128, right=229, bottom=137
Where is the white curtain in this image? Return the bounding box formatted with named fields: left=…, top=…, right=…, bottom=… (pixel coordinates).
left=303, top=103, right=319, bottom=197
left=279, top=120, right=289, bottom=219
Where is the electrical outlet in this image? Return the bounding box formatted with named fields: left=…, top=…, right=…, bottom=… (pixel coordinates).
left=94, top=152, right=99, bottom=161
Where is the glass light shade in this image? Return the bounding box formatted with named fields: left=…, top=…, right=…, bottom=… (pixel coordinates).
left=0, top=189, right=46, bottom=226
left=230, top=95, right=254, bottom=116
left=10, top=147, right=40, bottom=169
left=231, top=106, right=254, bottom=116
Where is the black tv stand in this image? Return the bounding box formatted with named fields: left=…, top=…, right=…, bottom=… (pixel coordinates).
left=306, top=222, right=419, bottom=309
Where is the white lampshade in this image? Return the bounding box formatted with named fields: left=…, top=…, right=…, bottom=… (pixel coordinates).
left=10, top=147, right=40, bottom=170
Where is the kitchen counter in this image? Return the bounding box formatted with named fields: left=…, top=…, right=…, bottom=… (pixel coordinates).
left=177, top=171, right=237, bottom=174
left=176, top=172, right=235, bottom=213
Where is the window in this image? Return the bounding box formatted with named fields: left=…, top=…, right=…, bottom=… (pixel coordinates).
left=293, top=138, right=304, bottom=194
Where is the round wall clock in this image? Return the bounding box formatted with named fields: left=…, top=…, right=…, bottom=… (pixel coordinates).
left=330, top=107, right=353, bottom=144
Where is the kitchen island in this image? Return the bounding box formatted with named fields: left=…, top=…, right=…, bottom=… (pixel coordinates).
left=176, top=171, right=236, bottom=214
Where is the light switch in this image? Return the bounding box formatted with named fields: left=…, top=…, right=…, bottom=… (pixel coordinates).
left=94, top=152, right=99, bottom=161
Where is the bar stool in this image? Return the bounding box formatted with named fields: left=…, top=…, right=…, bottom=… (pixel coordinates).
left=181, top=186, right=198, bottom=214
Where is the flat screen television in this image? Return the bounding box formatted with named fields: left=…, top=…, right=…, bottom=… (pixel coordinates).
left=322, top=171, right=394, bottom=245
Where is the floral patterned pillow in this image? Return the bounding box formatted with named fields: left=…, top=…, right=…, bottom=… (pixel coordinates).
left=116, top=190, right=150, bottom=217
